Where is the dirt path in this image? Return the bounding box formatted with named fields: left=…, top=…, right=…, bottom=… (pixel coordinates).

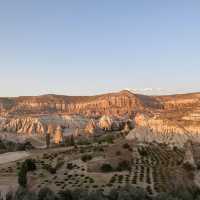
left=0, top=151, right=30, bottom=164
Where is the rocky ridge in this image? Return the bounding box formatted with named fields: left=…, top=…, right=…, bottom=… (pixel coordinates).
left=0, top=90, right=200, bottom=145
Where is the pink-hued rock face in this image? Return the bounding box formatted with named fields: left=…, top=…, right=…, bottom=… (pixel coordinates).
left=0, top=91, right=155, bottom=117
left=54, top=126, right=63, bottom=144
left=98, top=115, right=113, bottom=131
left=84, top=119, right=97, bottom=135
left=0, top=91, right=200, bottom=141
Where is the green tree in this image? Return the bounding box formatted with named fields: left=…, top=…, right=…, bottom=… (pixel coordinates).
left=46, top=133, right=51, bottom=149
left=58, top=190, right=73, bottom=200
left=117, top=160, right=131, bottom=172
left=81, top=154, right=92, bottom=162
left=38, top=187, right=57, bottom=200
left=101, top=164, right=113, bottom=172
left=23, top=159, right=37, bottom=172
left=18, top=166, right=27, bottom=188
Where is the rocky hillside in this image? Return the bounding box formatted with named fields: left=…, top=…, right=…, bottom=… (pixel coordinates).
left=0, top=90, right=163, bottom=117
left=0, top=115, right=88, bottom=135
left=0, top=91, right=200, bottom=141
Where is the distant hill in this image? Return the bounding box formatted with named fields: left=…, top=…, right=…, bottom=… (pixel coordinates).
left=0, top=90, right=199, bottom=117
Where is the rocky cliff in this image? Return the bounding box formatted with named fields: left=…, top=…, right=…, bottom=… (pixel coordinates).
left=0, top=90, right=163, bottom=117
left=0, top=90, right=200, bottom=139
left=0, top=115, right=88, bottom=136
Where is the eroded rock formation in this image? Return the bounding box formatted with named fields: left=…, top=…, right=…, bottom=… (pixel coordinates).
left=84, top=119, right=97, bottom=136
left=0, top=91, right=199, bottom=142
left=98, top=115, right=113, bottom=131
left=54, top=126, right=63, bottom=144
left=0, top=115, right=89, bottom=136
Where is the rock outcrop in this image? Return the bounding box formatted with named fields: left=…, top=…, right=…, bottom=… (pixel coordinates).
left=0, top=91, right=200, bottom=142
left=183, top=141, right=196, bottom=167
left=127, top=111, right=200, bottom=147
left=84, top=119, right=97, bottom=136
left=0, top=91, right=162, bottom=117
left=54, top=126, right=63, bottom=144
left=98, top=115, right=113, bottom=131
left=0, top=115, right=89, bottom=136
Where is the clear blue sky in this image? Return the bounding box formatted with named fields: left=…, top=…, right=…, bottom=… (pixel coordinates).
left=0, top=0, right=199, bottom=97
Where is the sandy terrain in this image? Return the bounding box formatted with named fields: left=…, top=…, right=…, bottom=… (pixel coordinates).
left=0, top=151, right=30, bottom=164
left=0, top=176, right=18, bottom=198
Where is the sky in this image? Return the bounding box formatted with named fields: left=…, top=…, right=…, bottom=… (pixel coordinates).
left=0, top=0, right=200, bottom=97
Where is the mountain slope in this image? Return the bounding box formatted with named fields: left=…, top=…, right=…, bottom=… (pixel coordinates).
left=0, top=90, right=164, bottom=117
left=0, top=91, right=200, bottom=141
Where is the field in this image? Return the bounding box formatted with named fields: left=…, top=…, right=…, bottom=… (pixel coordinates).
left=0, top=139, right=187, bottom=196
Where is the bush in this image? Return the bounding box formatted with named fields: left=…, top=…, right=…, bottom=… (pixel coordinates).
left=183, top=162, right=196, bottom=171
left=67, top=163, right=74, bottom=170
left=122, top=143, right=130, bottom=149
left=0, top=140, right=6, bottom=150
left=117, top=160, right=131, bottom=172
left=23, top=159, right=37, bottom=172
left=6, top=185, right=200, bottom=200
left=76, top=138, right=91, bottom=146
left=38, top=187, right=57, bottom=200
left=55, top=160, right=64, bottom=170
left=109, top=186, right=147, bottom=200
left=101, top=164, right=113, bottom=172
left=86, top=191, right=107, bottom=200
left=0, top=140, right=34, bottom=153
left=138, top=147, right=148, bottom=157
left=43, top=164, right=56, bottom=174
left=5, top=191, right=13, bottom=200
left=81, top=154, right=92, bottom=162
left=14, top=187, right=29, bottom=200
left=116, top=151, right=121, bottom=156
left=103, top=135, right=114, bottom=144
left=18, top=165, right=27, bottom=188
left=17, top=159, right=37, bottom=188
left=58, top=190, right=73, bottom=200
left=19, top=141, right=34, bottom=151
left=64, top=136, right=75, bottom=147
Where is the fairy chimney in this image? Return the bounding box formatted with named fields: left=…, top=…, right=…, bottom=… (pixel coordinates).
left=99, top=115, right=113, bottom=131
left=85, top=119, right=96, bottom=135
left=54, top=126, right=63, bottom=144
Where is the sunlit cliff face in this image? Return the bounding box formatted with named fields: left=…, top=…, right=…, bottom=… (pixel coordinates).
left=0, top=91, right=199, bottom=142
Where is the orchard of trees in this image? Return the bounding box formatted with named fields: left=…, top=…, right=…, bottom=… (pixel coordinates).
left=1, top=185, right=200, bottom=200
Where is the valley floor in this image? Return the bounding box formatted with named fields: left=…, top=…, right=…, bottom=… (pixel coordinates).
left=0, top=151, right=30, bottom=165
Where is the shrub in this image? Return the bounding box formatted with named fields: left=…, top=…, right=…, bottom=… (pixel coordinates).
left=123, top=143, right=130, bottom=149
left=64, top=136, right=75, bottom=147
left=0, top=140, right=6, bottom=150
left=101, top=164, right=113, bottom=172
left=0, top=140, right=34, bottom=152
left=103, top=135, right=114, bottom=144
left=138, top=147, right=148, bottom=157
left=5, top=191, right=13, bottom=200
left=58, top=190, right=73, bottom=200
left=117, top=160, right=131, bottom=171
left=76, top=138, right=91, bottom=146
left=183, top=162, right=196, bottom=171
left=46, top=133, right=51, bottom=148
left=17, top=158, right=37, bottom=188
left=43, top=164, right=56, bottom=174
left=67, top=163, right=74, bottom=170
left=55, top=160, right=64, bottom=170
left=116, top=151, right=121, bottom=156
left=23, top=159, right=37, bottom=172
left=14, top=187, right=29, bottom=200
left=86, top=191, right=106, bottom=200
left=38, top=187, right=57, bottom=200
left=81, top=154, right=92, bottom=162
left=109, top=186, right=147, bottom=200
left=18, top=165, right=27, bottom=188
